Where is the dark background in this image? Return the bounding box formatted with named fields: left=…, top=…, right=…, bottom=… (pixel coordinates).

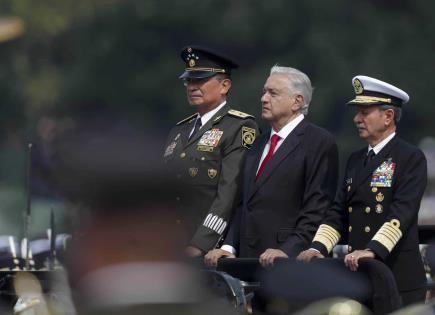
left=0, top=0, right=434, bottom=236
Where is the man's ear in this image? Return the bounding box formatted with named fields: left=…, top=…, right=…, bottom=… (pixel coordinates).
left=291, top=94, right=304, bottom=112
left=384, top=108, right=395, bottom=126
left=220, top=79, right=232, bottom=95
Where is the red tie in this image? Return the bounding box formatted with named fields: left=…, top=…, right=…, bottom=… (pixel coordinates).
left=256, top=134, right=280, bottom=180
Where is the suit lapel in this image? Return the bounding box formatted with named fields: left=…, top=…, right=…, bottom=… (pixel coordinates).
left=248, top=121, right=306, bottom=200
left=184, top=104, right=230, bottom=147
left=348, top=136, right=398, bottom=199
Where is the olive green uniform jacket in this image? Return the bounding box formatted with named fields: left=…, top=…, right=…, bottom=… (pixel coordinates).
left=164, top=104, right=258, bottom=252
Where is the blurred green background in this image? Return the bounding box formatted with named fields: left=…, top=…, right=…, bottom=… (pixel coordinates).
left=0, top=0, right=434, bottom=238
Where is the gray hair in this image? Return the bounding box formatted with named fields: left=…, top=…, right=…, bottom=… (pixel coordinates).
left=379, top=104, right=402, bottom=124
left=270, top=65, right=313, bottom=115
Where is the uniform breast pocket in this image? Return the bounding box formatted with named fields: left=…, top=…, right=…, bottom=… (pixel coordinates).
left=189, top=154, right=221, bottom=185
left=277, top=228, right=294, bottom=243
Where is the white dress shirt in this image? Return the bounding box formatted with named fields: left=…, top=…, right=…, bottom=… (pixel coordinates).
left=221, top=114, right=305, bottom=255
left=368, top=132, right=396, bottom=155
left=189, top=101, right=227, bottom=138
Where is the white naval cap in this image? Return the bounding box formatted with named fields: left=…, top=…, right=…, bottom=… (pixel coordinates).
left=347, top=75, right=409, bottom=107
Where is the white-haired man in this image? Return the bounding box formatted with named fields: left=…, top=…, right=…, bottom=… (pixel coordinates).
left=205, top=66, right=339, bottom=267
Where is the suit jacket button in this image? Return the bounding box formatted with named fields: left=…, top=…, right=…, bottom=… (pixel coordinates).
left=365, top=207, right=371, bottom=213
left=364, top=226, right=371, bottom=233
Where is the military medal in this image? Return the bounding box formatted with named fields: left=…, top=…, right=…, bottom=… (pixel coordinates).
left=189, top=167, right=198, bottom=177
left=164, top=142, right=177, bottom=157
left=370, top=159, right=395, bottom=187
left=376, top=192, right=384, bottom=202
left=375, top=204, right=383, bottom=214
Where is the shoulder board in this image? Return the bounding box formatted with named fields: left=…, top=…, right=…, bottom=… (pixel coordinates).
left=176, top=113, right=197, bottom=125
left=227, top=109, right=254, bottom=119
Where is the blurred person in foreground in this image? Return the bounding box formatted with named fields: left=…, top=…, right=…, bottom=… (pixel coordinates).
left=164, top=45, right=258, bottom=257
left=298, top=75, right=427, bottom=306
left=205, top=65, right=338, bottom=267
left=55, top=129, right=237, bottom=315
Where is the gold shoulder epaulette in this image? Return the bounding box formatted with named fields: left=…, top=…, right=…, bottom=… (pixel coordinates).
left=176, top=113, right=197, bottom=125
left=228, top=109, right=254, bottom=119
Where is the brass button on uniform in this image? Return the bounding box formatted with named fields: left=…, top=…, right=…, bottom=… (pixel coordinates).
left=348, top=245, right=352, bottom=252
left=180, top=152, right=186, bottom=158
left=349, top=226, right=352, bottom=232
left=375, top=204, right=383, bottom=214
left=364, top=226, right=371, bottom=233
left=201, top=157, right=206, bottom=161
left=365, top=206, right=371, bottom=214
left=347, top=186, right=351, bottom=192
left=348, top=207, right=353, bottom=213
left=371, top=187, right=378, bottom=193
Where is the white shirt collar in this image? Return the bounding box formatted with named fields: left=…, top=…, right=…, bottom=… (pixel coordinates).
left=198, top=101, right=226, bottom=127
left=369, top=132, right=396, bottom=155
left=270, top=114, right=304, bottom=140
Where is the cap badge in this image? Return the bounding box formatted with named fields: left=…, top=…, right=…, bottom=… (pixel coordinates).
left=189, top=58, right=196, bottom=67
left=353, top=78, right=364, bottom=95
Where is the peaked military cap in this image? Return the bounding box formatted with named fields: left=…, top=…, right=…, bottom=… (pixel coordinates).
left=347, top=75, right=409, bottom=107
left=179, top=45, right=239, bottom=79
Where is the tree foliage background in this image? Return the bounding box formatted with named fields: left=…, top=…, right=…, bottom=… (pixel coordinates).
left=0, top=0, right=434, bottom=236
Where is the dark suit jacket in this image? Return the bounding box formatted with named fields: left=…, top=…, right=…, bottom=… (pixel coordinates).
left=312, top=135, right=427, bottom=292
left=225, top=119, right=339, bottom=257
left=164, top=104, right=258, bottom=252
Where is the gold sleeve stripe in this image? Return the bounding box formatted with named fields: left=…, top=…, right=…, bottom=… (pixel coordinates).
left=371, top=220, right=403, bottom=252
left=312, top=224, right=341, bottom=253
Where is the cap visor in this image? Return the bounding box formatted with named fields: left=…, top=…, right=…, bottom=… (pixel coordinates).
left=179, top=70, right=217, bottom=80
left=347, top=99, right=387, bottom=106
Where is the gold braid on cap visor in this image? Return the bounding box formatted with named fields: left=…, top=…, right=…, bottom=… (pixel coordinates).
left=186, top=67, right=226, bottom=73
left=351, top=95, right=392, bottom=104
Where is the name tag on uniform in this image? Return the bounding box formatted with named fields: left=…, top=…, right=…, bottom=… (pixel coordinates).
left=197, top=128, right=223, bottom=152
left=371, top=158, right=395, bottom=187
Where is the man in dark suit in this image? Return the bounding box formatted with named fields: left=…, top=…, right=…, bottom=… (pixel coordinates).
left=164, top=46, right=258, bottom=257
left=297, top=75, right=427, bottom=306
left=204, top=66, right=338, bottom=267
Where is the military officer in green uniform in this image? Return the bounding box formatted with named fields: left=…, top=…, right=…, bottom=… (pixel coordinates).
left=164, top=46, right=258, bottom=257
left=298, top=75, right=427, bottom=306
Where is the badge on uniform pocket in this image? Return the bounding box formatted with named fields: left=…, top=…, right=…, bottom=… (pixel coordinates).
left=189, top=167, right=198, bottom=177
left=208, top=168, right=218, bottom=179
left=370, top=158, right=395, bottom=187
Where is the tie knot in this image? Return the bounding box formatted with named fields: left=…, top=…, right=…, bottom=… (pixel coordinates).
left=271, top=134, right=280, bottom=145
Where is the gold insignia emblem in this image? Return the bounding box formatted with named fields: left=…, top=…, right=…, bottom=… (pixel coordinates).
left=375, top=204, right=383, bottom=214
left=189, top=58, right=196, bottom=67
left=353, top=78, right=364, bottom=94
left=189, top=167, right=198, bottom=177
left=376, top=192, right=384, bottom=202
left=208, top=168, right=218, bottom=179
left=371, top=187, right=378, bottom=193
left=175, top=133, right=180, bottom=141
left=242, top=126, right=256, bottom=148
